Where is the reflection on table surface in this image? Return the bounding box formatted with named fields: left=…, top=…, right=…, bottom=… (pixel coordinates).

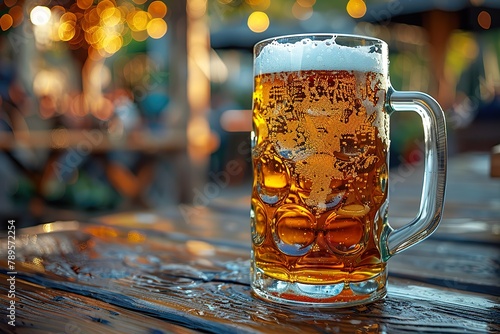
left=0, top=152, right=499, bottom=333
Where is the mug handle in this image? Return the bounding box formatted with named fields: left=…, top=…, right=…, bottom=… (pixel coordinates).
left=383, top=88, right=448, bottom=259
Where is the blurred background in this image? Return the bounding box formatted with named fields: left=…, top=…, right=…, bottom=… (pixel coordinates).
left=0, top=0, right=499, bottom=228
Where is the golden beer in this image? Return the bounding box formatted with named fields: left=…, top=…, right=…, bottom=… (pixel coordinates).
left=251, top=68, right=389, bottom=302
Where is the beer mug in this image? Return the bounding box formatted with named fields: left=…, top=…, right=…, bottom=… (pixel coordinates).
left=250, top=34, right=447, bottom=307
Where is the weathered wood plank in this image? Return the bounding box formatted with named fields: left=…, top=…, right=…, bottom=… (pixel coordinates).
left=1, top=224, right=498, bottom=333
left=0, top=278, right=199, bottom=334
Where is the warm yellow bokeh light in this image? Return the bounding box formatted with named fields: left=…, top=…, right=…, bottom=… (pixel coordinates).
left=30, top=6, right=52, bottom=26
left=147, top=18, right=167, bottom=39
left=61, top=12, right=77, bottom=23
left=33, top=70, right=64, bottom=97
left=0, top=14, right=14, bottom=31
left=16, top=0, right=167, bottom=52
left=101, top=7, right=123, bottom=27
left=346, top=0, right=367, bottom=19
left=103, top=34, right=123, bottom=54
left=58, top=21, right=76, bottom=41
left=96, top=0, right=115, bottom=16
left=129, top=10, right=150, bottom=31
left=247, top=11, right=269, bottom=33
left=89, top=27, right=105, bottom=45
left=148, top=1, right=168, bottom=18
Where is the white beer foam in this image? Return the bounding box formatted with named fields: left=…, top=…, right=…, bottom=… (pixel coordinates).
left=255, top=37, right=386, bottom=74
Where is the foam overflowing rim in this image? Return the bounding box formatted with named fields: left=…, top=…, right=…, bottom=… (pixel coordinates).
left=254, top=33, right=388, bottom=74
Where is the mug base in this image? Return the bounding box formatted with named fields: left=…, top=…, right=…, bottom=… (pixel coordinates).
left=251, top=267, right=388, bottom=308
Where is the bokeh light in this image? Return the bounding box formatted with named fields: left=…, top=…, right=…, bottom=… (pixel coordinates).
left=96, top=0, right=115, bottom=16
left=478, top=11, right=491, bottom=30
left=346, top=0, right=367, bottom=19
left=129, top=10, right=150, bottom=31
left=247, top=11, right=269, bottom=33
left=0, top=14, right=14, bottom=31
left=292, top=2, right=313, bottom=20
left=101, top=7, right=123, bottom=27
left=148, top=1, right=168, bottom=18
left=58, top=21, right=76, bottom=41
left=103, top=33, right=123, bottom=54
left=30, top=6, right=52, bottom=26
left=147, top=18, right=168, bottom=39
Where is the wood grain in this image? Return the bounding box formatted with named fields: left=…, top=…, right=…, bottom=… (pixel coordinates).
left=1, top=223, right=498, bottom=333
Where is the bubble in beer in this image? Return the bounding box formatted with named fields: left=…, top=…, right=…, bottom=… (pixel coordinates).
left=256, top=152, right=290, bottom=205
left=378, top=164, right=388, bottom=193
left=324, top=216, right=364, bottom=254
left=251, top=198, right=267, bottom=245
left=273, top=204, right=316, bottom=256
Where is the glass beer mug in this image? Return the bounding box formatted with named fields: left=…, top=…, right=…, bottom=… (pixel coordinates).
left=250, top=34, right=447, bottom=307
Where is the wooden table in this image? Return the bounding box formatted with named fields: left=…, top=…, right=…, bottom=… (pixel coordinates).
left=0, top=152, right=499, bottom=333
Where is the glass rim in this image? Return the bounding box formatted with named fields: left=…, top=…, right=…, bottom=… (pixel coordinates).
left=254, top=33, right=387, bottom=50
